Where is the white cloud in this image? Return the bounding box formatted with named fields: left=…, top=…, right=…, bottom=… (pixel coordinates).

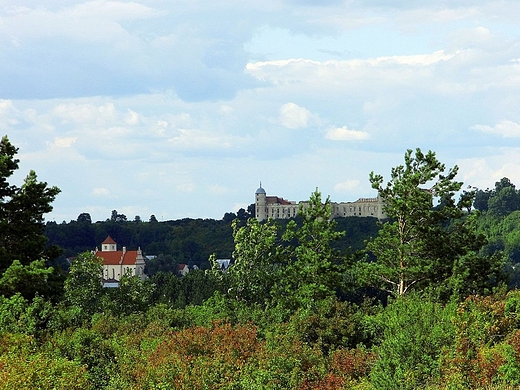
left=325, top=126, right=370, bottom=141
left=245, top=50, right=471, bottom=102
left=5, top=1, right=520, bottom=224
left=246, top=51, right=456, bottom=82
left=0, top=99, right=14, bottom=113
left=0, top=99, right=19, bottom=128
left=471, top=120, right=520, bottom=138
left=219, top=105, right=234, bottom=115
left=279, top=102, right=312, bottom=129
left=334, top=180, right=360, bottom=192
left=367, top=50, right=455, bottom=66
left=52, top=102, right=118, bottom=125
left=0, top=1, right=161, bottom=43
left=458, top=150, right=520, bottom=190
left=52, top=137, right=77, bottom=148
left=125, top=109, right=140, bottom=126
left=92, top=188, right=111, bottom=197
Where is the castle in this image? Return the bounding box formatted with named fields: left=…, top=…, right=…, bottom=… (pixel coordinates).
left=255, top=184, right=385, bottom=221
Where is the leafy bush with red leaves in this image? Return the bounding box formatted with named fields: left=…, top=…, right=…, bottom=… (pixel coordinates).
left=134, top=322, right=263, bottom=389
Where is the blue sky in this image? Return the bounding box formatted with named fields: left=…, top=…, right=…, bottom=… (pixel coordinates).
left=2, top=0, right=520, bottom=222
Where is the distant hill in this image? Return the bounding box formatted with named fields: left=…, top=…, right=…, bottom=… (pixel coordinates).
left=45, top=216, right=380, bottom=274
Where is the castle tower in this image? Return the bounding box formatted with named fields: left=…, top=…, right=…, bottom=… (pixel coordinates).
left=255, top=183, right=267, bottom=221
left=101, top=236, right=117, bottom=252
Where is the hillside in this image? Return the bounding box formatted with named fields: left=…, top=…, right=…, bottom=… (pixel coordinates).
left=44, top=215, right=381, bottom=273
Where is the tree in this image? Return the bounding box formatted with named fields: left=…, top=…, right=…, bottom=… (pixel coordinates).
left=474, top=188, right=491, bottom=211
left=146, top=254, right=178, bottom=276
left=0, top=136, right=61, bottom=270
left=488, top=179, right=520, bottom=216
left=370, top=295, right=455, bottom=389
left=110, top=209, right=127, bottom=222
left=247, top=203, right=256, bottom=218
left=64, top=252, right=104, bottom=323
left=0, top=259, right=54, bottom=300
left=362, top=148, right=493, bottom=297
left=276, top=189, right=345, bottom=311
left=150, top=271, right=182, bottom=306
left=77, top=213, right=92, bottom=224
left=222, top=212, right=236, bottom=223
left=101, top=271, right=154, bottom=316
left=474, top=178, right=520, bottom=216
left=215, top=217, right=281, bottom=305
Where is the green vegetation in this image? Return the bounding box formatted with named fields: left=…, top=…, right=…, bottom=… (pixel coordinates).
left=4, top=140, right=520, bottom=388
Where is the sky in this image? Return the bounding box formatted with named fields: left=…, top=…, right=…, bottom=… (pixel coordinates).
left=2, top=0, right=520, bottom=223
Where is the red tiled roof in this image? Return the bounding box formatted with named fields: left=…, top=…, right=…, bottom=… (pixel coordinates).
left=95, top=250, right=139, bottom=266
left=102, top=236, right=117, bottom=245
left=266, top=196, right=292, bottom=205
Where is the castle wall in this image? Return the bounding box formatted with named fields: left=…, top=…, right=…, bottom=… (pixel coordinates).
left=255, top=186, right=385, bottom=221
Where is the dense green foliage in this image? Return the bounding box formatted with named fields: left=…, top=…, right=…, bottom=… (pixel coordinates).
left=0, top=136, right=60, bottom=271
left=359, top=148, right=500, bottom=298
left=472, top=177, right=520, bottom=287
left=45, top=212, right=379, bottom=273
left=45, top=217, right=236, bottom=271
left=4, top=140, right=520, bottom=388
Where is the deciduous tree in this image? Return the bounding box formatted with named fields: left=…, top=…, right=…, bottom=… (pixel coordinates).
left=276, top=189, right=345, bottom=311
left=0, top=259, right=54, bottom=300
left=64, top=252, right=104, bottom=323
left=216, top=217, right=281, bottom=305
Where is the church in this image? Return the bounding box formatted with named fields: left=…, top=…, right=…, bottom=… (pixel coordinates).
left=255, top=184, right=385, bottom=221
left=94, top=236, right=147, bottom=287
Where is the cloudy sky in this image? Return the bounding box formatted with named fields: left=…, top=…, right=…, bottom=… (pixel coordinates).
left=2, top=0, right=520, bottom=222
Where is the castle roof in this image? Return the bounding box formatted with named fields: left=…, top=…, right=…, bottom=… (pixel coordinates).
left=102, top=235, right=117, bottom=245
left=266, top=196, right=292, bottom=205
left=255, top=185, right=266, bottom=195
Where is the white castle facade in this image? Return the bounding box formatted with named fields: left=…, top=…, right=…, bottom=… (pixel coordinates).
left=255, top=184, right=385, bottom=221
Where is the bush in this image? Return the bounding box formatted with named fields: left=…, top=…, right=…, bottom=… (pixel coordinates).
left=369, top=295, right=455, bottom=390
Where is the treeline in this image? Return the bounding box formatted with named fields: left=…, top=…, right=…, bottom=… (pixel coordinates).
left=3, top=136, right=520, bottom=389
left=44, top=213, right=380, bottom=274
left=473, top=177, right=520, bottom=263
left=45, top=217, right=236, bottom=271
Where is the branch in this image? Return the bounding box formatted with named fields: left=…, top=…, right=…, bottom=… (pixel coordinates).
left=402, top=277, right=427, bottom=295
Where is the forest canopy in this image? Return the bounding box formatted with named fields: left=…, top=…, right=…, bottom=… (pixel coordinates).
left=2, top=140, right=520, bottom=389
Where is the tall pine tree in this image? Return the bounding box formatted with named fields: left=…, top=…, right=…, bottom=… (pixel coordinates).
left=0, top=136, right=61, bottom=270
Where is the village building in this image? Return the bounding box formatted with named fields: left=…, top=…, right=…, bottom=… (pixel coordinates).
left=94, top=236, right=147, bottom=287
left=255, top=184, right=385, bottom=221
left=177, top=263, right=190, bottom=277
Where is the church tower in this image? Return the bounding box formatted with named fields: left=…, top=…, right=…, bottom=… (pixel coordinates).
left=255, top=183, right=267, bottom=221
left=101, top=236, right=117, bottom=252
